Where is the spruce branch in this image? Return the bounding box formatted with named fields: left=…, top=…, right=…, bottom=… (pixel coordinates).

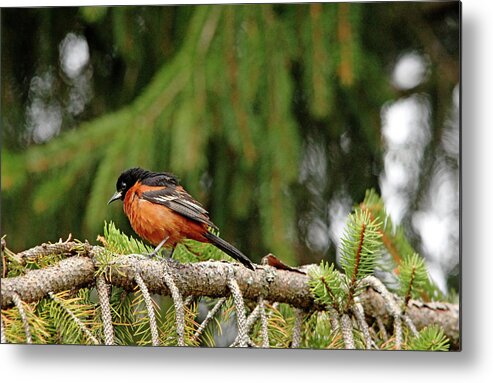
left=360, top=190, right=444, bottom=301
left=48, top=291, right=100, bottom=345
left=308, top=261, right=344, bottom=311
left=340, top=209, right=383, bottom=311
left=191, top=297, right=226, bottom=342
left=340, top=314, right=355, bottom=349
left=161, top=260, right=185, bottom=347
left=12, top=293, right=32, bottom=344
left=0, top=314, right=6, bottom=344
left=340, top=209, right=382, bottom=281
left=96, top=275, right=114, bottom=345
left=403, top=314, right=419, bottom=337
left=359, top=283, right=459, bottom=349
left=376, top=316, right=388, bottom=341
left=398, top=253, right=429, bottom=306
left=244, top=304, right=262, bottom=334
left=359, top=189, right=415, bottom=265
left=229, top=301, right=266, bottom=349
left=407, top=325, right=450, bottom=351
left=227, top=271, right=249, bottom=348
left=291, top=308, right=304, bottom=348
left=1, top=243, right=460, bottom=349
left=258, top=296, right=270, bottom=348
left=12, top=239, right=90, bottom=266
left=353, top=300, right=372, bottom=349
left=393, top=314, right=403, bottom=350
left=134, top=272, right=160, bottom=346
left=327, top=307, right=340, bottom=332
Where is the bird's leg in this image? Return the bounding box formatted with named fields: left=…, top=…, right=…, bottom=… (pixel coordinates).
left=146, top=236, right=169, bottom=259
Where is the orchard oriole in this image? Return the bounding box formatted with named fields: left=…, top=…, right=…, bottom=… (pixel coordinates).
left=108, top=167, right=255, bottom=270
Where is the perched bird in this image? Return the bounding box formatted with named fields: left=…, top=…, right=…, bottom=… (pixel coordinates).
left=108, top=167, right=255, bottom=270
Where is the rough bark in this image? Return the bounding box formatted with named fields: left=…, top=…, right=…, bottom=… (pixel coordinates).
left=1, top=243, right=460, bottom=349
left=359, top=287, right=460, bottom=349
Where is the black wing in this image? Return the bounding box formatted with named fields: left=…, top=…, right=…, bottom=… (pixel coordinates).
left=141, top=171, right=179, bottom=186
left=142, top=187, right=218, bottom=230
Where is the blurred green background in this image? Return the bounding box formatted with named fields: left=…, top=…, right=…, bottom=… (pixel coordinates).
left=1, top=3, right=459, bottom=290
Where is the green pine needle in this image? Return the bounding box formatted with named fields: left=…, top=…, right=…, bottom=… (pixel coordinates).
left=95, top=221, right=156, bottom=278
left=340, top=208, right=383, bottom=282
left=45, top=290, right=98, bottom=344
left=172, top=237, right=229, bottom=264
left=1, top=194, right=455, bottom=349
left=397, top=252, right=429, bottom=304
left=407, top=325, right=450, bottom=351
left=361, top=189, right=444, bottom=301
left=361, top=189, right=415, bottom=264
left=102, top=221, right=153, bottom=255
left=302, top=311, right=343, bottom=349
left=308, top=262, right=346, bottom=311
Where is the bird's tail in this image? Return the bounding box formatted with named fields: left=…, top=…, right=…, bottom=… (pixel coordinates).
left=203, top=231, right=255, bottom=270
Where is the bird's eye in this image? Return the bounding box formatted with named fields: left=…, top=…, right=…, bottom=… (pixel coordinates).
left=121, top=182, right=127, bottom=190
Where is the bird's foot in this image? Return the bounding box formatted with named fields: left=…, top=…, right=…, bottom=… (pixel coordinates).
left=145, top=237, right=170, bottom=259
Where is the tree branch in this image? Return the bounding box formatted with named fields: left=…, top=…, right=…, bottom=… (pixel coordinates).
left=1, top=245, right=459, bottom=349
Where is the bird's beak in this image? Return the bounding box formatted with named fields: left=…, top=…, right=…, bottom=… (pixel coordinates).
left=108, top=191, right=122, bottom=205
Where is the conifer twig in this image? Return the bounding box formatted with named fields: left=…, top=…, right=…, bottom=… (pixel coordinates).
left=245, top=304, right=261, bottom=331
left=1, top=249, right=460, bottom=348
left=1, top=315, right=6, bottom=343
left=227, top=270, right=249, bottom=347
left=229, top=304, right=261, bottom=348
left=368, top=327, right=380, bottom=350
left=14, top=240, right=89, bottom=265
left=376, top=315, right=388, bottom=341
left=258, top=296, right=269, bottom=348
left=403, top=314, right=419, bottom=337
left=12, top=293, right=32, bottom=344
left=96, top=275, right=114, bottom=345
left=134, top=272, right=160, bottom=346
left=353, top=301, right=372, bottom=349
left=344, top=223, right=367, bottom=312
left=340, top=314, right=355, bottom=349
left=328, top=307, right=340, bottom=332
left=362, top=276, right=402, bottom=317
left=184, top=296, right=194, bottom=307
left=161, top=260, right=185, bottom=346
left=394, top=314, right=403, bottom=350
left=48, top=292, right=100, bottom=345
left=363, top=276, right=406, bottom=349
left=192, top=297, right=226, bottom=342
left=291, top=308, right=304, bottom=348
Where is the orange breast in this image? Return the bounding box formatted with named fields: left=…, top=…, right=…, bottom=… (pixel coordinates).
left=123, top=182, right=208, bottom=247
